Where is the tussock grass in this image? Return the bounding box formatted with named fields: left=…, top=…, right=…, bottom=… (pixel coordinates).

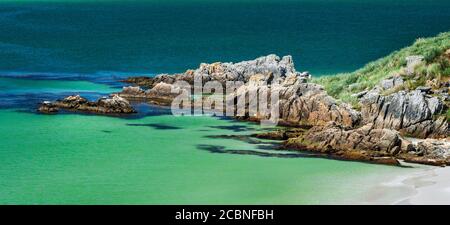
left=314, top=32, right=450, bottom=107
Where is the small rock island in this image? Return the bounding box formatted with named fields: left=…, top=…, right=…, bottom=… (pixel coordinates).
left=38, top=94, right=136, bottom=114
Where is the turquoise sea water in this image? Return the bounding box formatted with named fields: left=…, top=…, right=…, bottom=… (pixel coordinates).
left=0, top=107, right=418, bottom=204
left=0, top=0, right=448, bottom=204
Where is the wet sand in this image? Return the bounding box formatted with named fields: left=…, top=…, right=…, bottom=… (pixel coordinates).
left=362, top=162, right=450, bottom=205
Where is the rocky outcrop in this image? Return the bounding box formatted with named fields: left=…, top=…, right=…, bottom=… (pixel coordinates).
left=300, top=123, right=406, bottom=153
left=122, top=54, right=306, bottom=88
left=398, top=139, right=450, bottom=166
left=120, top=86, right=147, bottom=98
left=121, top=74, right=183, bottom=89
left=120, top=55, right=360, bottom=127
left=119, top=82, right=185, bottom=106
left=38, top=95, right=136, bottom=114
left=280, top=122, right=405, bottom=165
left=187, top=54, right=301, bottom=84
left=232, top=81, right=361, bottom=127
left=379, top=76, right=404, bottom=91
left=360, top=89, right=448, bottom=138
left=275, top=122, right=450, bottom=166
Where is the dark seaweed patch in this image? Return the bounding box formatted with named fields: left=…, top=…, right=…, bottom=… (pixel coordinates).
left=126, top=123, right=181, bottom=130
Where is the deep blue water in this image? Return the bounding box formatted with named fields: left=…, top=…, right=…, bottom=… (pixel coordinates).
left=0, top=0, right=449, bottom=77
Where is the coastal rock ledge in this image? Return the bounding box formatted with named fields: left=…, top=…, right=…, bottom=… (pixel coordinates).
left=282, top=122, right=408, bottom=165
left=280, top=122, right=449, bottom=166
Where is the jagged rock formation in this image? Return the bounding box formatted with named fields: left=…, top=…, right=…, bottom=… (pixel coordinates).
left=232, top=81, right=361, bottom=127
left=123, top=54, right=308, bottom=87
left=360, top=86, right=448, bottom=138
left=38, top=95, right=136, bottom=114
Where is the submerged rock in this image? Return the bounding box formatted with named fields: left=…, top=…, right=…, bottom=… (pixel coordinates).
left=252, top=128, right=307, bottom=140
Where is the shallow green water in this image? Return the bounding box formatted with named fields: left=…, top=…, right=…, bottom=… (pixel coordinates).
left=0, top=108, right=415, bottom=204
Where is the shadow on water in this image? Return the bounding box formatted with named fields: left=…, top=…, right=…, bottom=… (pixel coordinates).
left=128, top=102, right=172, bottom=118
left=205, top=134, right=279, bottom=145
left=208, top=125, right=256, bottom=132
left=197, top=144, right=411, bottom=167
left=200, top=134, right=410, bottom=166
left=197, top=144, right=320, bottom=159
left=126, top=123, right=181, bottom=130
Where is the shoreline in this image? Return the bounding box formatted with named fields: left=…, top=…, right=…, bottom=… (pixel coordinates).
left=363, top=162, right=450, bottom=205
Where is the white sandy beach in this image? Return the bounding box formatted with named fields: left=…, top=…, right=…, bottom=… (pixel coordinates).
left=362, top=162, right=450, bottom=205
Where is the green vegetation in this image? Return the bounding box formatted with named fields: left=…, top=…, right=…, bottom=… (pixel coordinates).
left=447, top=108, right=450, bottom=123
left=314, top=32, right=450, bottom=107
